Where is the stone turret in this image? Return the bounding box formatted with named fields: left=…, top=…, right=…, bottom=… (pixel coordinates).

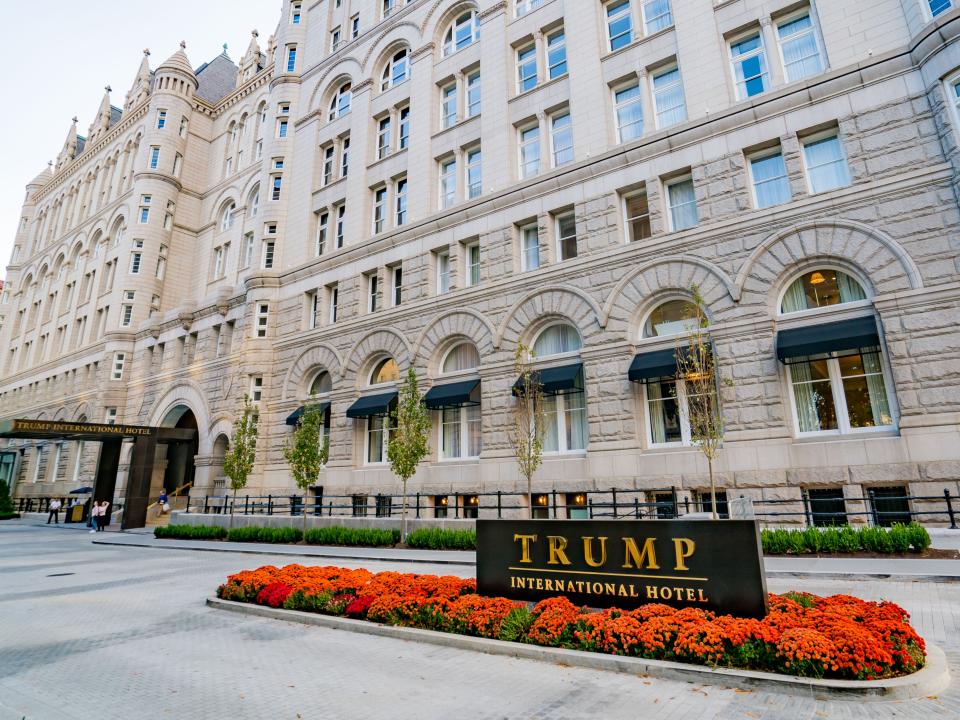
left=237, top=30, right=264, bottom=86
left=55, top=118, right=79, bottom=171
left=125, top=49, right=153, bottom=111
left=87, top=86, right=115, bottom=144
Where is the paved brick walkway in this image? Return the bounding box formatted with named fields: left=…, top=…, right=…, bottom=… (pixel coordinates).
left=1, top=522, right=958, bottom=719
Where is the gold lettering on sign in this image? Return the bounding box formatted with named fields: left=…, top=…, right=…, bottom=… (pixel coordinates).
left=582, top=536, right=608, bottom=567
left=672, top=538, right=696, bottom=571
left=622, top=537, right=660, bottom=570
left=513, top=534, right=538, bottom=563
left=546, top=536, right=571, bottom=565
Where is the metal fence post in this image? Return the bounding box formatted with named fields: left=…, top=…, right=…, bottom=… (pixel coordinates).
left=267, top=495, right=273, bottom=515
left=634, top=497, right=640, bottom=519
left=945, top=489, right=957, bottom=530
left=671, top=486, right=678, bottom=519
left=203, top=495, right=209, bottom=514
left=497, top=490, right=502, bottom=519
left=551, top=490, right=558, bottom=519
left=588, top=497, right=594, bottom=519
left=415, top=492, right=421, bottom=519
left=801, top=493, right=812, bottom=527
left=611, top=488, right=618, bottom=519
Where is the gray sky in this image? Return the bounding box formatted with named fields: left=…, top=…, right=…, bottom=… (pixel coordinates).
left=0, top=0, right=281, bottom=282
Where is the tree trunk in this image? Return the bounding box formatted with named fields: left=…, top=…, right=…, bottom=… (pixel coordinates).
left=708, top=457, right=718, bottom=520
left=527, top=472, right=533, bottom=520
left=401, top=478, right=409, bottom=543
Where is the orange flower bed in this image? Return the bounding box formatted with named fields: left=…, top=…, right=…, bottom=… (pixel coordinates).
left=216, top=565, right=926, bottom=680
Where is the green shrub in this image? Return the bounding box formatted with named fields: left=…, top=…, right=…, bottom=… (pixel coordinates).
left=154, top=524, right=227, bottom=540
left=860, top=526, right=893, bottom=554
left=405, top=527, right=477, bottom=551
left=304, top=526, right=399, bottom=547
left=907, top=522, right=931, bottom=551
left=762, top=524, right=932, bottom=555
left=227, top=526, right=303, bottom=544
left=499, top=607, right=535, bottom=643
left=837, top=526, right=862, bottom=553
left=887, top=524, right=912, bottom=554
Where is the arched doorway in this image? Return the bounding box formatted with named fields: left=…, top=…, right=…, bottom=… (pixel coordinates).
left=160, top=405, right=199, bottom=495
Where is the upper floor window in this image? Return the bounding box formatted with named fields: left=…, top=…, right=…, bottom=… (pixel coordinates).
left=777, top=12, right=824, bottom=83
left=328, top=82, right=352, bottom=121
left=516, top=0, right=546, bottom=16
left=546, top=30, right=567, bottom=80
left=442, top=10, right=480, bottom=57
left=381, top=49, right=410, bottom=91
left=780, top=269, right=866, bottom=314
left=383, top=0, right=397, bottom=17
left=929, top=0, right=952, bottom=18
left=643, top=0, right=672, bottom=34
left=466, top=72, right=481, bottom=117
left=466, top=147, right=482, bottom=199
left=802, top=133, right=850, bottom=193
left=351, top=14, right=360, bottom=39
left=556, top=213, right=577, bottom=261
left=220, top=203, right=236, bottom=231
left=521, top=224, right=540, bottom=270
left=310, top=371, right=332, bottom=396
left=643, top=299, right=698, bottom=338
left=291, top=2, right=301, bottom=23
left=652, top=65, right=686, bottom=128
left=730, top=32, right=769, bottom=99
left=370, top=357, right=400, bottom=385
left=443, top=342, right=481, bottom=373
left=440, top=158, right=457, bottom=209
left=666, top=177, right=698, bottom=231
left=331, top=27, right=342, bottom=51
left=749, top=149, right=791, bottom=209
left=606, top=0, right=633, bottom=51
left=441, top=83, right=457, bottom=128
left=437, top=250, right=451, bottom=293
left=286, top=45, right=297, bottom=72
left=517, top=44, right=538, bottom=93
left=519, top=124, right=540, bottom=178
left=156, top=110, right=167, bottom=129
left=550, top=112, right=573, bottom=166
left=533, top=323, right=582, bottom=356
left=615, top=82, right=643, bottom=143
left=624, top=191, right=651, bottom=242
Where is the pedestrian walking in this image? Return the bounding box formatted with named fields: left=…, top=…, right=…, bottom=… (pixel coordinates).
left=96, top=500, right=110, bottom=532
left=158, top=490, right=169, bottom=516
left=47, top=498, right=62, bottom=524
left=89, top=501, right=100, bottom=533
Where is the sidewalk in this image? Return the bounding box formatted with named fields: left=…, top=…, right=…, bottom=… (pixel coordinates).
left=90, top=532, right=960, bottom=579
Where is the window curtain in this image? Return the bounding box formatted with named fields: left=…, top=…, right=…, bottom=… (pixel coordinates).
left=534, top=324, right=580, bottom=356
left=647, top=381, right=667, bottom=443
left=540, top=395, right=559, bottom=452
left=804, top=137, right=848, bottom=190
left=565, top=391, right=587, bottom=451
left=862, top=352, right=892, bottom=427
left=778, top=16, right=821, bottom=81
left=836, top=272, right=866, bottom=303
left=442, top=408, right=460, bottom=458
left=790, top=362, right=821, bottom=432
left=669, top=180, right=698, bottom=229
left=466, top=403, right=482, bottom=457
left=781, top=278, right=809, bottom=313
left=752, top=154, right=790, bottom=207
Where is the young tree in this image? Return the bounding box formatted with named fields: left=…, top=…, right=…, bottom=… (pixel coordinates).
left=387, top=367, right=431, bottom=541
left=508, top=343, right=545, bottom=519
left=283, top=403, right=329, bottom=535
left=674, top=284, right=725, bottom=520
left=0, top=478, right=17, bottom=519
left=223, top=395, right=259, bottom=528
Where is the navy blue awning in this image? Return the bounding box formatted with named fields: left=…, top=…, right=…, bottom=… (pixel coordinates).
left=512, top=363, right=583, bottom=396
left=628, top=348, right=686, bottom=382
left=346, top=392, right=397, bottom=419
left=285, top=403, right=330, bottom=426
left=776, top=317, right=880, bottom=362
left=424, top=379, right=480, bottom=409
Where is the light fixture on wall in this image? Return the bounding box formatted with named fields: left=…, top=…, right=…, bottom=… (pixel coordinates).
left=809, top=271, right=826, bottom=285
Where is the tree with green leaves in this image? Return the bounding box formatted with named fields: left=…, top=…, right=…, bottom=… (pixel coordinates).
left=508, top=343, right=545, bottom=519
left=674, top=284, right=726, bottom=520
left=387, top=367, right=431, bottom=541
left=0, top=478, right=17, bottom=520
left=223, top=394, right=259, bottom=528
left=283, top=403, right=329, bottom=534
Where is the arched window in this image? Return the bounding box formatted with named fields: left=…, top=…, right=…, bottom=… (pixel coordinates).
left=220, top=203, right=236, bottom=231
left=442, top=10, right=480, bottom=57
left=533, top=323, right=582, bottom=357
left=642, top=299, right=701, bottom=338
left=309, top=370, right=332, bottom=395
left=328, top=82, right=352, bottom=121
left=780, top=269, right=866, bottom=313
left=441, top=342, right=480, bottom=373
left=381, top=49, right=410, bottom=91
left=248, top=185, right=260, bottom=218
left=370, top=357, right=400, bottom=385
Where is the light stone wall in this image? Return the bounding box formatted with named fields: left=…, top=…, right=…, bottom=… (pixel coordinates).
left=2, top=0, right=960, bottom=525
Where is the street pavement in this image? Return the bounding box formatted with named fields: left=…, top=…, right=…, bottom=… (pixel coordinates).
left=1, top=520, right=958, bottom=720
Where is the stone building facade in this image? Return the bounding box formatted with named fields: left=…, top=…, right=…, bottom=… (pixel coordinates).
left=1, top=0, right=959, bottom=524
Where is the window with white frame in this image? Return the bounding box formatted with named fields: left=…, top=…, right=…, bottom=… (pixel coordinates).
left=373, top=187, right=387, bottom=233
left=645, top=375, right=716, bottom=446
left=730, top=32, right=769, bottom=99
left=351, top=14, right=360, bottom=38
left=111, top=352, right=125, bottom=380
left=465, top=242, right=481, bottom=286
left=521, top=224, right=540, bottom=270
left=436, top=250, right=451, bottom=293
left=395, top=177, right=408, bottom=225
left=262, top=240, right=275, bottom=269
left=271, top=175, right=282, bottom=201
left=331, top=26, right=342, bottom=52
left=550, top=112, right=573, bottom=166
left=399, top=106, right=410, bottom=149
left=220, top=203, right=236, bottom=231
left=666, top=177, right=699, bottom=230
left=606, top=0, right=633, bottom=51
left=547, top=29, right=567, bottom=79
left=368, top=273, right=379, bottom=312
left=439, top=343, right=482, bottom=459
left=377, top=116, right=391, bottom=159
left=466, top=147, right=482, bottom=199
left=643, top=0, right=672, bottom=34
left=172, top=152, right=183, bottom=177
left=249, top=186, right=260, bottom=217
left=624, top=190, right=652, bottom=242
left=777, top=11, right=824, bottom=83
left=156, top=109, right=167, bottom=129
left=291, top=2, right=301, bottom=23
left=556, top=212, right=577, bottom=261
left=516, top=44, right=538, bottom=93
left=105, top=407, right=118, bottom=425
left=642, top=298, right=699, bottom=338
left=322, top=146, right=335, bottom=185
left=139, top=195, right=151, bottom=224
left=328, top=82, right=352, bottom=121
left=440, top=158, right=457, bottom=209
left=929, top=0, right=953, bottom=17
left=286, top=45, right=297, bottom=72
left=381, top=49, right=409, bottom=91
left=254, top=303, right=269, bottom=338
left=750, top=148, right=792, bottom=208
left=466, top=72, right=481, bottom=117
left=802, top=133, right=850, bottom=193
left=519, top=124, right=540, bottom=178
left=532, top=324, right=587, bottom=452
left=391, top=265, right=403, bottom=306
left=516, top=0, right=546, bottom=16
left=652, top=65, right=686, bottom=128
left=335, top=205, right=346, bottom=248
left=120, top=291, right=134, bottom=327
left=442, top=11, right=480, bottom=57
left=156, top=244, right=168, bottom=279
left=341, top=136, right=351, bottom=177
left=129, top=240, right=143, bottom=274
left=149, top=146, right=160, bottom=170
left=366, top=411, right=396, bottom=463
left=242, top=233, right=254, bottom=268
left=307, top=290, right=319, bottom=330
left=328, top=284, right=339, bottom=323
left=441, top=83, right=457, bottom=129
left=214, top=244, right=228, bottom=278
left=614, top=82, right=643, bottom=142
left=780, top=269, right=867, bottom=314
left=249, top=375, right=263, bottom=404
left=277, top=118, right=288, bottom=139
left=382, top=0, right=396, bottom=18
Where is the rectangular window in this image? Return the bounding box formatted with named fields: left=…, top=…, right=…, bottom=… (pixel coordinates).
left=550, top=112, right=573, bottom=166
left=398, top=107, right=410, bottom=149
left=291, top=2, right=301, bottom=23
left=172, top=152, right=183, bottom=177
left=250, top=376, right=263, bottom=403
left=395, top=178, right=408, bottom=225
left=806, top=488, right=847, bottom=527
left=667, top=177, right=699, bottom=231
left=255, top=303, right=269, bottom=338
left=156, top=110, right=167, bottom=129
left=778, top=12, right=824, bottom=83
left=316, top=212, right=328, bottom=256
left=441, top=402, right=481, bottom=459
left=306, top=291, right=319, bottom=330
left=391, top=266, right=403, bottom=306
left=606, top=0, right=633, bottom=51
left=351, top=14, right=360, bottom=39
left=331, top=27, right=341, bottom=51
left=179, top=116, right=188, bottom=138
left=789, top=349, right=893, bottom=434
left=129, top=252, right=142, bottom=275
left=541, top=376, right=587, bottom=452
left=262, top=241, right=275, bottom=269
left=516, top=0, right=546, bottom=15
left=105, top=408, right=118, bottom=425
left=643, top=0, right=672, bottom=34
left=255, top=139, right=263, bottom=159
left=466, top=147, right=482, bottom=199
left=730, top=33, right=769, bottom=99
left=442, top=83, right=457, bottom=129
left=624, top=191, right=651, bottom=242
left=335, top=205, right=346, bottom=248
left=519, top=124, right=540, bottom=178
left=556, top=213, right=577, bottom=261
left=383, top=0, right=396, bottom=17
left=286, top=46, right=297, bottom=72
left=322, top=146, right=335, bottom=185
left=750, top=150, right=792, bottom=208
left=521, top=224, right=540, bottom=270
left=377, top=117, right=391, bottom=159
left=466, top=72, right=481, bottom=117
left=242, top=233, right=254, bottom=268
left=930, top=0, right=953, bottom=17
left=366, top=415, right=396, bottom=464
left=517, top=44, right=538, bottom=93
left=328, top=285, right=339, bottom=324
left=213, top=246, right=225, bottom=278
left=120, top=304, right=133, bottom=327
left=149, top=146, right=160, bottom=169
left=803, top=134, right=851, bottom=193
left=111, top=352, right=125, bottom=380
left=440, top=159, right=457, bottom=209
left=645, top=377, right=717, bottom=446
left=340, top=137, right=350, bottom=177
left=277, top=119, right=288, bottom=138
left=868, top=486, right=912, bottom=527
left=615, top=83, right=643, bottom=142
left=368, top=274, right=379, bottom=313
left=156, top=245, right=167, bottom=279
left=373, top=187, right=387, bottom=233
left=271, top=175, right=282, bottom=200
left=466, top=242, right=480, bottom=286
left=652, top=65, right=686, bottom=128
left=547, top=30, right=567, bottom=79
left=437, top=251, right=451, bottom=294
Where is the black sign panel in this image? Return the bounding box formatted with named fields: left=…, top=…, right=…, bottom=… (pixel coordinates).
left=477, top=519, right=768, bottom=618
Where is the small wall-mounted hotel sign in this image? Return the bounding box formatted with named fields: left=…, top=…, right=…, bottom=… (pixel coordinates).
left=477, top=519, right=768, bottom=618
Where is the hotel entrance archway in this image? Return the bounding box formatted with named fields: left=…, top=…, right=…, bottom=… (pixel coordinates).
left=160, top=405, right=199, bottom=496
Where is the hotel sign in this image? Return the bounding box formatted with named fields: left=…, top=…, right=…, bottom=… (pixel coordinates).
left=7, top=419, right=154, bottom=437
left=476, top=519, right=768, bottom=618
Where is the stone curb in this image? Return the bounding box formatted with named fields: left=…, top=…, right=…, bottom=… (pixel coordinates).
left=206, top=597, right=950, bottom=700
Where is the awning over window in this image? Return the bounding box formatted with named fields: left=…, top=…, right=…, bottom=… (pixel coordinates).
left=285, top=403, right=330, bottom=426
left=512, top=362, right=583, bottom=396
left=345, top=392, right=397, bottom=419
left=776, top=316, right=880, bottom=362
left=628, top=348, right=686, bottom=382
left=424, top=379, right=480, bottom=409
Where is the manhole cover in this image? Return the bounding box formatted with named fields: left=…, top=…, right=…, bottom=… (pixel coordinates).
left=46, top=573, right=75, bottom=577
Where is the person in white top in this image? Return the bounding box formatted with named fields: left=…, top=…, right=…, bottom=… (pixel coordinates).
left=47, top=498, right=62, bottom=524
